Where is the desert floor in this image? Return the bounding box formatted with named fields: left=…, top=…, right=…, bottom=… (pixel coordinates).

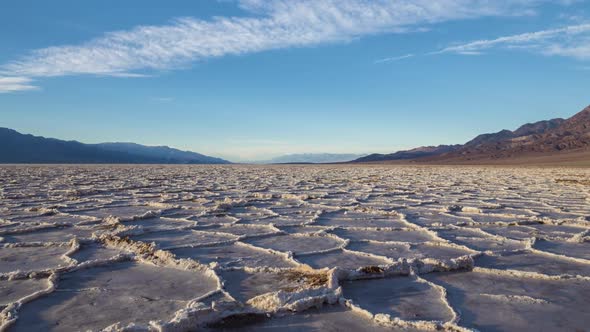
left=1, top=165, right=589, bottom=331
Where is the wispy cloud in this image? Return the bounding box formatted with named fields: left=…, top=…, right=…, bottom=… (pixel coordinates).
left=0, top=0, right=561, bottom=92
left=374, top=54, right=414, bottom=64
left=434, top=23, right=590, bottom=59
left=0, top=76, right=38, bottom=93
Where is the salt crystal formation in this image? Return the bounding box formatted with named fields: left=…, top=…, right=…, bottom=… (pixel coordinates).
left=0, top=165, right=589, bottom=331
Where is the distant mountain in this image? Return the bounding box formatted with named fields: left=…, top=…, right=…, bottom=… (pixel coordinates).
left=0, top=128, right=230, bottom=164
left=512, top=118, right=566, bottom=137
left=352, top=145, right=460, bottom=162
left=433, top=106, right=589, bottom=162
left=262, top=153, right=365, bottom=164
left=94, top=142, right=228, bottom=164
left=352, top=105, right=589, bottom=165
left=463, top=118, right=565, bottom=147
left=463, top=129, right=515, bottom=147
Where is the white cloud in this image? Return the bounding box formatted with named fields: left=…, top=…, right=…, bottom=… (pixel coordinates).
left=0, top=0, right=559, bottom=88
left=374, top=54, right=414, bottom=64
left=435, top=23, right=590, bottom=59
left=0, top=76, right=38, bottom=93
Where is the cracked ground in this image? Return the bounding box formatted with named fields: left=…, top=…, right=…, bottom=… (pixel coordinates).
left=1, top=165, right=589, bottom=332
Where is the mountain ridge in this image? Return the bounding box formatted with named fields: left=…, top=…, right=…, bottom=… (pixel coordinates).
left=352, top=105, right=590, bottom=164
left=432, top=106, right=590, bottom=162
left=353, top=145, right=460, bottom=163
left=94, top=142, right=228, bottom=164
left=0, top=128, right=230, bottom=164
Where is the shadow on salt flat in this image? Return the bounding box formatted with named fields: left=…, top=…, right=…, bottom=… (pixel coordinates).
left=208, top=305, right=416, bottom=332
left=0, top=279, right=47, bottom=305
left=11, top=261, right=218, bottom=332
left=475, top=225, right=539, bottom=241
left=11, top=214, right=93, bottom=226
left=0, top=246, right=70, bottom=273
left=0, top=227, right=95, bottom=243
left=423, top=271, right=590, bottom=332
left=476, top=251, right=590, bottom=277
left=534, top=239, right=590, bottom=260
left=342, top=277, right=454, bottom=323
left=525, top=223, right=588, bottom=238
left=71, top=242, right=129, bottom=263
left=435, top=228, right=527, bottom=252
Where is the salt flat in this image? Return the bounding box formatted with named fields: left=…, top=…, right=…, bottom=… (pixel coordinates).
left=0, top=165, right=589, bottom=332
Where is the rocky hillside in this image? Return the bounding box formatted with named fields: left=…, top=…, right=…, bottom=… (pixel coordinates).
left=353, top=105, right=589, bottom=164
left=353, top=145, right=460, bottom=162
left=432, top=105, right=589, bottom=162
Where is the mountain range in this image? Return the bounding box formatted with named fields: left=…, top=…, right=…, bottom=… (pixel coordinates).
left=257, top=153, right=366, bottom=164
left=0, top=128, right=230, bottom=164
left=3, top=104, right=589, bottom=165
left=354, top=145, right=459, bottom=163
left=353, top=105, right=590, bottom=165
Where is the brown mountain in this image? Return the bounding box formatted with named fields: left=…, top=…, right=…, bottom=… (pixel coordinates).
left=430, top=105, right=590, bottom=163
left=353, top=105, right=590, bottom=165
left=353, top=145, right=460, bottom=162
left=464, top=118, right=565, bottom=147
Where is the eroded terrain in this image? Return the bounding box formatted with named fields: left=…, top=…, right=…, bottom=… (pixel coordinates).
left=0, top=165, right=589, bottom=331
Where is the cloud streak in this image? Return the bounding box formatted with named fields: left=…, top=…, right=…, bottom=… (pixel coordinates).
left=0, top=0, right=560, bottom=92
left=374, top=54, right=414, bottom=64
left=434, top=23, right=590, bottom=59
left=0, top=76, right=38, bottom=93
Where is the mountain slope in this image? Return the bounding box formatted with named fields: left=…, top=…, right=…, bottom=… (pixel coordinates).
left=512, top=118, right=565, bottom=137
left=95, top=142, right=229, bottom=164
left=0, top=128, right=230, bottom=164
left=353, top=145, right=460, bottom=162
left=464, top=129, right=515, bottom=147
left=463, top=118, right=565, bottom=148
left=431, top=105, right=590, bottom=162
left=351, top=105, right=589, bottom=165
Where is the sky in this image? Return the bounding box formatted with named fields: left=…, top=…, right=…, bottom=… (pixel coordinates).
left=1, top=0, right=590, bottom=162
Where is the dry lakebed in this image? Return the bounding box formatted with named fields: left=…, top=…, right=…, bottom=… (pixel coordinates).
left=0, top=165, right=589, bottom=332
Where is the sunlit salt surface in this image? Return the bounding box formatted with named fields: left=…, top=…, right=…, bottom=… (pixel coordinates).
left=0, top=165, right=589, bottom=331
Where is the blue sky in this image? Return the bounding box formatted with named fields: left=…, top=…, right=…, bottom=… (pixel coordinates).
left=1, top=0, right=589, bottom=161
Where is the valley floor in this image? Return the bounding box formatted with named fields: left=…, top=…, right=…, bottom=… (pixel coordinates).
left=1, top=165, right=589, bottom=331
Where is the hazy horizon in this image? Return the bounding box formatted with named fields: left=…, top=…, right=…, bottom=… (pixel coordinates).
left=2, top=0, right=590, bottom=161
